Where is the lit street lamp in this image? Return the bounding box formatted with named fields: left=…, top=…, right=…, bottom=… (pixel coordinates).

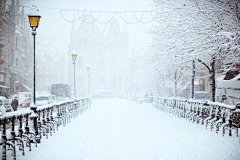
left=71, top=50, right=77, bottom=99
left=86, top=64, right=90, bottom=96
left=27, top=5, right=41, bottom=107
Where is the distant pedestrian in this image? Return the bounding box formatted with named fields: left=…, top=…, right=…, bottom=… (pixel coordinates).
left=12, top=97, right=18, bottom=111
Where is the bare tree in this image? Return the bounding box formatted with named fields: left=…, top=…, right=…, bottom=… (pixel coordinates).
left=150, top=0, right=240, bottom=101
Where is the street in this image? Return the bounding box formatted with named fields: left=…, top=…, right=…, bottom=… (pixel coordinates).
left=15, top=99, right=240, bottom=160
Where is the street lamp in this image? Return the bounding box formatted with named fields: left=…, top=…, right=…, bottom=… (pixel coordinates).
left=86, top=64, right=90, bottom=96
left=71, top=50, right=77, bottom=99
left=27, top=5, right=41, bottom=107
left=89, top=71, right=92, bottom=77
left=90, top=75, right=93, bottom=97
left=89, top=71, right=92, bottom=96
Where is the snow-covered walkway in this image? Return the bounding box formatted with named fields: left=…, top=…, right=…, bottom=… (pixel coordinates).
left=16, top=99, right=240, bottom=160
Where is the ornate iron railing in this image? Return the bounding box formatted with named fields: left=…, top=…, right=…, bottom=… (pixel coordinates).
left=152, top=97, right=240, bottom=141
left=0, top=97, right=91, bottom=160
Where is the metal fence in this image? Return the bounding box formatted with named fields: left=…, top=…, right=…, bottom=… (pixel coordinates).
left=152, top=97, right=240, bottom=141
left=0, top=97, right=91, bottom=160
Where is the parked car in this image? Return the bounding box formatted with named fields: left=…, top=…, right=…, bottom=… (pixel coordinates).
left=36, top=94, right=50, bottom=106
left=0, top=96, right=13, bottom=116
left=146, top=94, right=154, bottom=103
left=49, top=95, right=57, bottom=104
left=194, top=91, right=210, bottom=102
left=133, top=92, right=146, bottom=103
left=131, top=92, right=138, bottom=101
left=216, top=70, right=240, bottom=105
left=94, top=90, right=113, bottom=99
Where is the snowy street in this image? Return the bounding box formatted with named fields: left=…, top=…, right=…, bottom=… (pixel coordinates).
left=1, top=0, right=240, bottom=159
left=14, top=99, right=240, bottom=160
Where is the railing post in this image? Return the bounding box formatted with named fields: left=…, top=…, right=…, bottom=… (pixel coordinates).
left=30, top=106, right=40, bottom=143
left=1, top=118, right=7, bottom=160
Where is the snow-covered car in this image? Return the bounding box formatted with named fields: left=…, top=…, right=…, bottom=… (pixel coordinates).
left=94, top=90, right=113, bottom=99
left=36, top=95, right=50, bottom=106
left=146, top=95, right=154, bottom=103
left=194, top=91, right=210, bottom=102
left=49, top=95, right=57, bottom=104
left=216, top=70, right=240, bottom=105
left=0, top=96, right=13, bottom=116
left=131, top=92, right=138, bottom=101
left=135, top=92, right=146, bottom=103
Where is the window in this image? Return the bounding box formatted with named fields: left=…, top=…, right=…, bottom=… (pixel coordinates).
left=55, top=67, right=58, bottom=74
left=42, top=67, right=46, bottom=74
left=119, top=77, right=122, bottom=87
left=224, top=71, right=240, bottom=80
left=42, top=78, right=45, bottom=84
left=111, top=57, right=116, bottom=68
left=100, top=57, right=105, bottom=68
left=111, top=77, right=116, bottom=87
left=48, top=67, right=51, bottom=75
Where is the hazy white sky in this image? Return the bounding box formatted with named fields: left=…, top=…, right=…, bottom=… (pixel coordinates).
left=22, top=0, right=154, bottom=52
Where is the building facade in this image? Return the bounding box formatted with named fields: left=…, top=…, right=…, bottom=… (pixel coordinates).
left=68, top=15, right=129, bottom=98
left=36, top=51, right=68, bottom=93
left=0, top=0, right=33, bottom=97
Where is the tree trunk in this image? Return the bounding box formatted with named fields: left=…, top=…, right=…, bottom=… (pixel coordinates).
left=209, top=57, right=216, bottom=102
left=198, top=56, right=216, bottom=102
left=191, top=60, right=195, bottom=99
left=174, top=71, right=177, bottom=97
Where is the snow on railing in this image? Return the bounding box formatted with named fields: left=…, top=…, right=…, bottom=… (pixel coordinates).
left=153, top=96, right=240, bottom=142
left=0, top=97, right=91, bottom=160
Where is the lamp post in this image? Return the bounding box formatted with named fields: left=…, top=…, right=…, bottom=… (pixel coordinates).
left=27, top=5, right=41, bottom=106
left=90, top=75, right=93, bottom=97
left=88, top=71, right=92, bottom=96
left=86, top=64, right=90, bottom=96
left=71, top=50, right=77, bottom=99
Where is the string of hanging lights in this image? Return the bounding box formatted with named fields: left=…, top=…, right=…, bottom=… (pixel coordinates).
left=36, top=37, right=69, bottom=47
left=36, top=38, right=53, bottom=47
left=59, top=9, right=157, bottom=24
left=11, top=5, right=156, bottom=24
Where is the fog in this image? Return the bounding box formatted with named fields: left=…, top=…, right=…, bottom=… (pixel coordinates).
left=23, top=0, right=153, bottom=50
left=1, top=1, right=240, bottom=160
left=3, top=0, right=239, bottom=100
left=21, top=0, right=153, bottom=97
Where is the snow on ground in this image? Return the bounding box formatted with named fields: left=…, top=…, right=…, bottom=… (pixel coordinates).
left=10, top=99, right=240, bottom=160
